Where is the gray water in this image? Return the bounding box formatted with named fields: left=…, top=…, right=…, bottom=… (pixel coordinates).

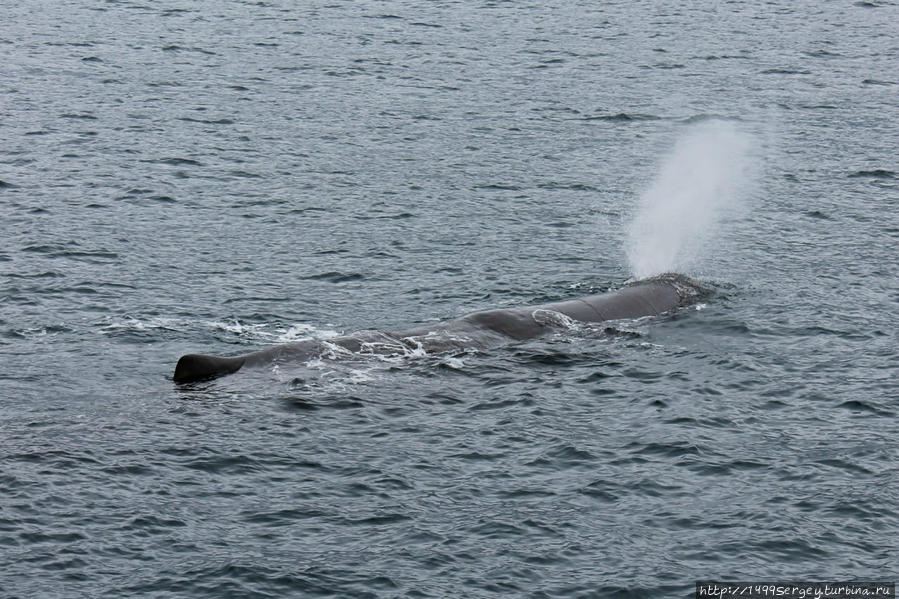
left=2, top=1, right=898, bottom=597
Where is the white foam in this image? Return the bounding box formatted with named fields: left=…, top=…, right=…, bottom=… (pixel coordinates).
left=208, top=319, right=267, bottom=336
left=531, top=309, right=577, bottom=329
left=273, top=323, right=340, bottom=343
left=101, top=316, right=182, bottom=332
left=440, top=356, right=466, bottom=369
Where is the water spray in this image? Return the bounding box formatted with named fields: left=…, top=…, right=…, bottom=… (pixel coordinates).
left=626, top=119, right=757, bottom=279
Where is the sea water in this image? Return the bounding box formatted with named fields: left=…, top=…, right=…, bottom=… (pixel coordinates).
left=2, top=1, right=897, bottom=597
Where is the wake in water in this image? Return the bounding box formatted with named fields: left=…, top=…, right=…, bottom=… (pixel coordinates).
left=626, top=119, right=757, bottom=279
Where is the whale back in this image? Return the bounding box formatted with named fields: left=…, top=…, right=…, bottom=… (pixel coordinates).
left=172, top=274, right=706, bottom=384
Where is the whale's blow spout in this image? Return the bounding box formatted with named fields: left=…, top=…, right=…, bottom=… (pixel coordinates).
left=626, top=120, right=756, bottom=279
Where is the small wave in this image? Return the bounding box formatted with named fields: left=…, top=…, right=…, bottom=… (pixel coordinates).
left=353, top=211, right=414, bottom=220
left=544, top=443, right=597, bottom=463
left=161, top=45, right=216, bottom=55
left=177, top=117, right=235, bottom=125
left=116, top=192, right=176, bottom=204
left=301, top=271, right=365, bottom=283
left=126, top=515, right=186, bottom=531
left=803, top=49, right=843, bottom=58
left=240, top=506, right=329, bottom=525
left=439, top=356, right=466, bottom=369
left=530, top=57, right=567, bottom=68
left=181, top=454, right=259, bottom=475
left=536, top=181, right=598, bottom=192
left=511, top=347, right=579, bottom=366
left=848, top=169, right=894, bottom=179
left=836, top=399, right=895, bottom=417
left=22, top=245, right=119, bottom=262
left=227, top=169, right=261, bottom=178
left=474, top=183, right=522, bottom=191
left=8, top=326, right=71, bottom=339
left=630, top=440, right=702, bottom=458
left=813, top=458, right=873, bottom=475
left=700, top=54, right=750, bottom=61
left=579, top=479, right=623, bottom=503
left=583, top=112, right=660, bottom=122
left=4, top=270, right=65, bottom=281
left=144, top=157, right=204, bottom=167
left=221, top=295, right=290, bottom=304
left=101, top=316, right=183, bottom=333
left=691, top=459, right=768, bottom=476
left=760, top=68, right=812, bottom=75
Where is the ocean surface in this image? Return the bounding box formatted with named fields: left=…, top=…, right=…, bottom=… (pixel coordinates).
left=2, top=1, right=897, bottom=597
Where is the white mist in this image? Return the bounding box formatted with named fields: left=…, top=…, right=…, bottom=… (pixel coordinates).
left=626, top=120, right=756, bottom=279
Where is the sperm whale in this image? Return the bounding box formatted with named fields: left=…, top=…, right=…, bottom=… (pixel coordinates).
left=173, top=273, right=705, bottom=384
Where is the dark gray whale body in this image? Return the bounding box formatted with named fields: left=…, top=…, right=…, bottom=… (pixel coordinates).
left=173, top=273, right=705, bottom=384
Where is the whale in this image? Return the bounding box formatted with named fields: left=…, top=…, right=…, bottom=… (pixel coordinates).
left=173, top=273, right=706, bottom=384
